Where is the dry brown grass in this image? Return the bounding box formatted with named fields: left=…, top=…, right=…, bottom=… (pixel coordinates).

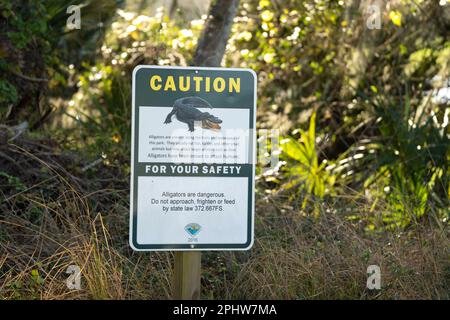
left=212, top=198, right=449, bottom=299
left=0, top=134, right=448, bottom=300
left=0, top=185, right=173, bottom=300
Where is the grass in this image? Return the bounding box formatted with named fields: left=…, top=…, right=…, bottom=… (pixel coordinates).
left=0, top=133, right=448, bottom=300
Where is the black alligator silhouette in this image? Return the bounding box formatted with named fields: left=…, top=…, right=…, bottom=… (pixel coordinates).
left=164, top=96, right=222, bottom=132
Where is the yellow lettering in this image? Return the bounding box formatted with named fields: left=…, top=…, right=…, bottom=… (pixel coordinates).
left=193, top=77, right=203, bottom=91
left=150, top=75, right=242, bottom=93
left=229, top=78, right=240, bottom=93
left=205, top=77, right=211, bottom=92
left=150, top=75, right=162, bottom=91
left=179, top=76, right=190, bottom=92
left=164, top=76, right=176, bottom=91
left=213, top=77, right=226, bottom=92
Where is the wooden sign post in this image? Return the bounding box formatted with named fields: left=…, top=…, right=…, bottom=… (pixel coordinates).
left=173, top=252, right=201, bottom=299
left=129, top=65, right=256, bottom=300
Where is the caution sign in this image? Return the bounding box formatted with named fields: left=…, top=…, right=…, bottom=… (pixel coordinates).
left=130, top=65, right=257, bottom=251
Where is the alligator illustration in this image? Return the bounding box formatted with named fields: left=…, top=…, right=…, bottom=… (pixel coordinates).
left=163, top=96, right=222, bottom=132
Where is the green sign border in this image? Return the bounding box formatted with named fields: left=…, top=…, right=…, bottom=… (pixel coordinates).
left=130, top=65, right=257, bottom=251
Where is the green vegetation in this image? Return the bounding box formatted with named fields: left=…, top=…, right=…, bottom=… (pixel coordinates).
left=0, top=0, right=449, bottom=299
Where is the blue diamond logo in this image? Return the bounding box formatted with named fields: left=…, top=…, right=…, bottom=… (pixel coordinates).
left=185, top=223, right=201, bottom=236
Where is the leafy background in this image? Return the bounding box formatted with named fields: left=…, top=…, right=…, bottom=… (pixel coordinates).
left=0, top=0, right=449, bottom=299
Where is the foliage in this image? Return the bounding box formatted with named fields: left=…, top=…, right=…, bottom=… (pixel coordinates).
left=0, top=0, right=449, bottom=300
left=61, top=0, right=450, bottom=229
left=66, top=8, right=205, bottom=158
left=279, top=112, right=335, bottom=210
left=0, top=0, right=50, bottom=120
left=227, top=0, right=450, bottom=227
left=369, top=92, right=448, bottom=229
left=0, top=0, right=123, bottom=126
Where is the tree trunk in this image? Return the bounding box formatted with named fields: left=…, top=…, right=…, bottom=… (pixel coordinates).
left=169, top=0, right=178, bottom=18
left=173, top=0, right=240, bottom=300
left=192, top=0, right=240, bottom=67
left=341, top=0, right=385, bottom=99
